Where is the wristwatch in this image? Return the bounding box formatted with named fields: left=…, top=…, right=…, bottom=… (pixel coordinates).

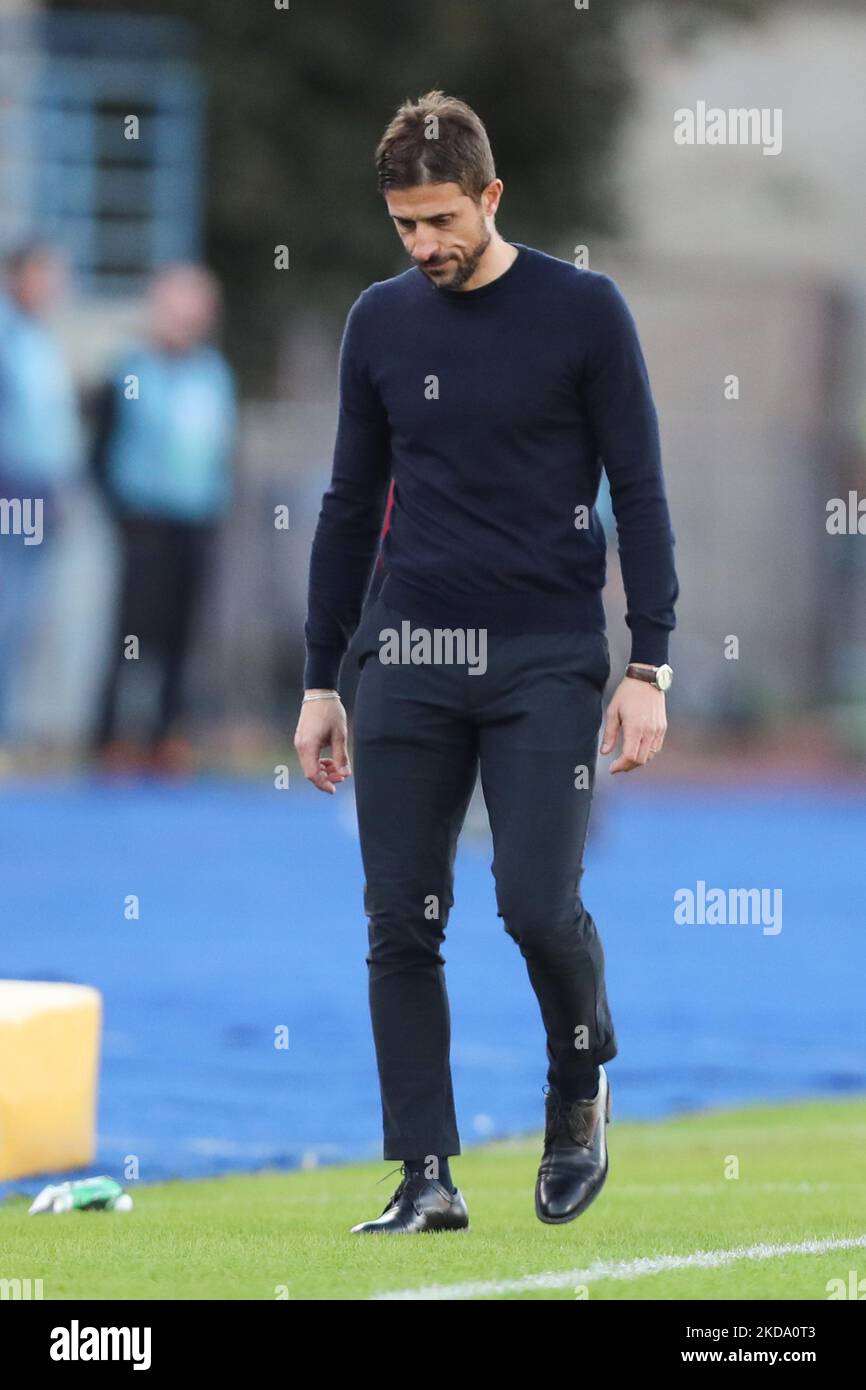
left=625, top=662, right=673, bottom=692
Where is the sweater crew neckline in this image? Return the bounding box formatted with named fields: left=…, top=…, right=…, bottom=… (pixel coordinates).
left=419, top=242, right=528, bottom=301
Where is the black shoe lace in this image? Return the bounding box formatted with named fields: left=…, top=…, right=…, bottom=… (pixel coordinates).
left=542, top=1084, right=593, bottom=1150
left=375, top=1163, right=426, bottom=1216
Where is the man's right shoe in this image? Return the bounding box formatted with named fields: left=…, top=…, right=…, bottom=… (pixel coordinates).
left=351, top=1165, right=470, bottom=1234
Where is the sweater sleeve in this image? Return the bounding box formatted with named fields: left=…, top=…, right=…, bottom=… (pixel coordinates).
left=582, top=274, right=679, bottom=666
left=303, top=292, right=392, bottom=690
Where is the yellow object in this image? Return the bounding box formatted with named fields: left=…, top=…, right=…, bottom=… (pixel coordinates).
left=0, top=980, right=102, bottom=1181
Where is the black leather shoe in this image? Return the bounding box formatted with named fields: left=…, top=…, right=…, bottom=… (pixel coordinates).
left=535, top=1065, right=612, bottom=1224
left=351, top=1165, right=470, bottom=1234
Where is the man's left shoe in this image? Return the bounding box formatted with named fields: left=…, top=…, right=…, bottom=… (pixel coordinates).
left=535, top=1065, right=612, bottom=1224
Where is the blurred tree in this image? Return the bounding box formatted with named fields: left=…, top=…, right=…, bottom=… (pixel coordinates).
left=49, top=0, right=769, bottom=389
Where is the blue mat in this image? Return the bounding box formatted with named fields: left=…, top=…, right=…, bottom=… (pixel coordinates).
left=1, top=776, right=864, bottom=1193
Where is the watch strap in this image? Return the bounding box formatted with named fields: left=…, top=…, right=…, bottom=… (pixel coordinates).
left=626, top=663, right=660, bottom=686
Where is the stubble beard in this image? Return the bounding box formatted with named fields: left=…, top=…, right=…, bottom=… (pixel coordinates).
left=420, top=220, right=492, bottom=291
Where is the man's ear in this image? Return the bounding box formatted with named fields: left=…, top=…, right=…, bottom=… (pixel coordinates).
left=481, top=178, right=503, bottom=219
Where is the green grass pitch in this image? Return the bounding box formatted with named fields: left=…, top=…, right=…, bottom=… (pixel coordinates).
left=2, top=1098, right=864, bottom=1300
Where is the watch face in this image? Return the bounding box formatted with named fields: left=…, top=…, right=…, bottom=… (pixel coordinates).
left=655, top=664, right=673, bottom=691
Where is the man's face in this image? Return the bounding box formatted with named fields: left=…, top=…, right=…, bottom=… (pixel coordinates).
left=148, top=269, right=218, bottom=352
left=384, top=180, right=500, bottom=290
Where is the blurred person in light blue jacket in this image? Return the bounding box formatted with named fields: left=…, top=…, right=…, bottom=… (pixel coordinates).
left=90, top=263, right=236, bottom=773
left=0, top=240, right=82, bottom=741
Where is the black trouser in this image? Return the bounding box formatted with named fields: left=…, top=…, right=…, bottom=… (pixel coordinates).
left=351, top=587, right=618, bottom=1160
left=95, top=516, right=214, bottom=748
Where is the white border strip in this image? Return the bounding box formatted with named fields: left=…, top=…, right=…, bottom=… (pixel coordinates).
left=371, top=1234, right=866, bottom=1301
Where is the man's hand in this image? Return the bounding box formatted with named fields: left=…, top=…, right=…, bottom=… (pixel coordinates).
left=600, top=669, right=667, bottom=774
left=293, top=691, right=352, bottom=794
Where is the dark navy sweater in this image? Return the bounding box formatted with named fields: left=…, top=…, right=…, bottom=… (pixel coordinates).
left=304, top=243, right=678, bottom=690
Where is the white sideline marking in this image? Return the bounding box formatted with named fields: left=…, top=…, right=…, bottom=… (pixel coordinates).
left=371, top=1234, right=866, bottom=1301
left=615, top=1181, right=833, bottom=1195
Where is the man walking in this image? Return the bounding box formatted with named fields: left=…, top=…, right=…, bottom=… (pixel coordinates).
left=295, top=92, right=678, bottom=1233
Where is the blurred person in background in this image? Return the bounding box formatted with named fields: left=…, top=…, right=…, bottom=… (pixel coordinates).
left=90, top=263, right=236, bottom=775
left=0, top=240, right=82, bottom=749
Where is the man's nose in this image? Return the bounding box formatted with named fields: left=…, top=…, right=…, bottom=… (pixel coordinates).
left=412, top=238, right=441, bottom=264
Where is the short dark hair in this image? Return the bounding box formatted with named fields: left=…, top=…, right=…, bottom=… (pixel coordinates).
left=375, top=90, right=496, bottom=200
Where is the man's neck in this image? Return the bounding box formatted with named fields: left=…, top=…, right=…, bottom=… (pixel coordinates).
left=459, top=234, right=518, bottom=292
